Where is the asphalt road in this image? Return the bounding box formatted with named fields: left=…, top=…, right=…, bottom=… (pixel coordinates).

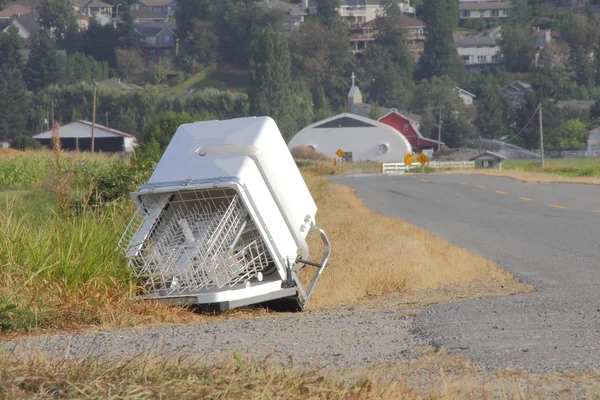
left=333, top=173, right=600, bottom=372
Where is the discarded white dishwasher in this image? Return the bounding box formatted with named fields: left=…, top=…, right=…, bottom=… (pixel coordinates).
left=119, top=117, right=330, bottom=311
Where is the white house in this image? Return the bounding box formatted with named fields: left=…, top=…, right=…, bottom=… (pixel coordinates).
left=459, top=1, right=511, bottom=19
left=288, top=113, right=412, bottom=162
left=132, top=0, right=177, bottom=18
left=457, top=88, right=476, bottom=106
left=588, top=126, right=600, bottom=152
left=33, top=120, right=136, bottom=153
left=300, top=0, right=414, bottom=24
left=455, top=35, right=502, bottom=70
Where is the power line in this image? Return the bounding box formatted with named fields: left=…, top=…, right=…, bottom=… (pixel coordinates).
left=503, top=105, right=539, bottom=144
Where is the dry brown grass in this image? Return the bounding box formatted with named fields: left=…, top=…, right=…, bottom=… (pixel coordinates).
left=290, top=146, right=331, bottom=162
left=1, top=348, right=598, bottom=399
left=302, top=172, right=531, bottom=309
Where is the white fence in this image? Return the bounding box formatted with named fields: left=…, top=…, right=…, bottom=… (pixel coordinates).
left=548, top=150, right=600, bottom=158
left=428, top=161, right=475, bottom=169
left=381, top=161, right=475, bottom=174
left=381, top=163, right=413, bottom=174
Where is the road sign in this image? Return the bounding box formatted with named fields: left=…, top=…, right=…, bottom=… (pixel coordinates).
left=417, top=153, right=429, bottom=165
left=404, top=152, right=413, bottom=166
left=336, top=149, right=344, bottom=158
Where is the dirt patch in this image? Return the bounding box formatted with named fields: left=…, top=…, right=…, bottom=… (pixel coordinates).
left=433, top=147, right=480, bottom=162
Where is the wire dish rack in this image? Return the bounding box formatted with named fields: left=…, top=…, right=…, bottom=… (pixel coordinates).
left=120, top=188, right=276, bottom=296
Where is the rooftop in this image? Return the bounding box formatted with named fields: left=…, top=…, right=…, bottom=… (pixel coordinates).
left=0, top=4, right=32, bottom=18
left=459, top=1, right=512, bottom=11
left=454, top=36, right=499, bottom=46
left=134, top=21, right=176, bottom=36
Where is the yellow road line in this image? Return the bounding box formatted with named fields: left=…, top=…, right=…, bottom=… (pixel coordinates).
left=519, top=197, right=533, bottom=202
left=593, top=210, right=600, bottom=213
left=495, top=190, right=507, bottom=195
left=420, top=179, right=427, bottom=182
left=550, top=205, right=567, bottom=210
left=460, top=182, right=468, bottom=185
left=476, top=185, right=486, bottom=189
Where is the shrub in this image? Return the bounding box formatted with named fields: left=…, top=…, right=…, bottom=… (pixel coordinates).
left=11, top=136, right=41, bottom=151
left=290, top=146, right=331, bottom=162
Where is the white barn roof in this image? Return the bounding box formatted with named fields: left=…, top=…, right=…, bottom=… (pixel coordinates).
left=288, top=113, right=412, bottom=162
left=33, top=120, right=135, bottom=139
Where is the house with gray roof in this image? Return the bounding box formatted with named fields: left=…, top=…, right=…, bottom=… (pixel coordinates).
left=132, top=0, right=177, bottom=17
left=459, top=1, right=511, bottom=19
left=134, top=21, right=177, bottom=66
left=98, top=78, right=143, bottom=91
left=0, top=10, right=41, bottom=40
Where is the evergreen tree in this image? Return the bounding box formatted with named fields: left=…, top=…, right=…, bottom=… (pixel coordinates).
left=117, top=9, right=141, bottom=49
left=363, top=46, right=410, bottom=108
left=288, top=19, right=353, bottom=110
left=316, top=0, right=339, bottom=27
left=0, top=25, right=25, bottom=71
left=24, top=32, right=65, bottom=92
left=474, top=81, right=508, bottom=139
left=249, top=27, right=296, bottom=139
left=499, top=25, right=535, bottom=73
left=82, top=20, right=119, bottom=66
left=38, top=0, right=79, bottom=42
left=417, top=0, right=462, bottom=82
left=175, top=0, right=217, bottom=40
left=0, top=68, right=30, bottom=139
left=372, top=1, right=413, bottom=84
left=312, top=85, right=332, bottom=121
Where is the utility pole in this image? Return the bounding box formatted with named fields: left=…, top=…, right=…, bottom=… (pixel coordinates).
left=92, top=80, right=97, bottom=153
left=437, top=107, right=442, bottom=151
left=539, top=103, right=544, bottom=169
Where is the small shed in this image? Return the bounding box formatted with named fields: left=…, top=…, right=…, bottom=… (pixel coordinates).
left=469, top=151, right=506, bottom=170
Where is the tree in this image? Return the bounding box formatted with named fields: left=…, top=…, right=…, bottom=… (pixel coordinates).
left=38, top=0, right=78, bottom=41
left=0, top=69, right=30, bottom=139
left=249, top=28, right=296, bottom=138
left=140, top=111, right=198, bottom=152
left=115, top=49, right=144, bottom=79
left=499, top=25, right=535, bottom=73
left=185, top=20, right=219, bottom=66
left=362, top=2, right=414, bottom=108
left=417, top=0, right=462, bottom=82
left=117, top=9, right=141, bottom=49
left=65, top=52, right=108, bottom=83
left=148, top=64, right=167, bottom=85
left=24, top=33, right=65, bottom=92
left=288, top=19, right=354, bottom=110
left=363, top=46, right=411, bottom=109
left=411, top=75, right=473, bottom=147
left=11, top=135, right=41, bottom=150
left=82, top=20, right=119, bottom=66
left=473, top=81, right=508, bottom=139
left=175, top=0, right=217, bottom=41
left=369, top=101, right=380, bottom=120
left=316, top=0, right=339, bottom=27
left=549, top=119, right=588, bottom=150
left=0, top=25, right=25, bottom=71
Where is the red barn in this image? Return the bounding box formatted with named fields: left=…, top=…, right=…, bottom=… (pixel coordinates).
left=378, top=109, right=443, bottom=152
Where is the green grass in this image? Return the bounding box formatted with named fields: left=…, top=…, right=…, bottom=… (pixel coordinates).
left=191, top=71, right=249, bottom=91
left=0, top=190, right=135, bottom=332
left=505, top=158, right=600, bottom=178
left=166, top=64, right=218, bottom=93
